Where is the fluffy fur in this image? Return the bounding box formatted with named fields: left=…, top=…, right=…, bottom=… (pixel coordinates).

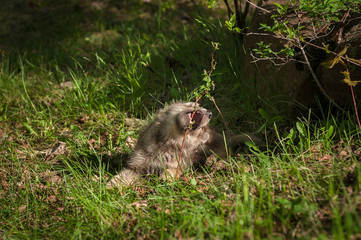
left=107, top=102, right=259, bottom=188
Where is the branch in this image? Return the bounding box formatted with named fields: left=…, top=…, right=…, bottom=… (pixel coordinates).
left=234, top=0, right=242, bottom=30
left=304, top=40, right=361, bottom=67
left=245, top=0, right=270, bottom=14
left=250, top=52, right=306, bottom=66
left=223, top=0, right=234, bottom=18
left=240, top=0, right=250, bottom=32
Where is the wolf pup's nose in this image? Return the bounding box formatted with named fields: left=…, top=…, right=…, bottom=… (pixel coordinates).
left=207, top=110, right=212, bottom=119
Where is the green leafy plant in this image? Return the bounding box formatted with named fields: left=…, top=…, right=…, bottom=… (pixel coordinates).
left=225, top=14, right=243, bottom=33
left=257, top=107, right=283, bottom=133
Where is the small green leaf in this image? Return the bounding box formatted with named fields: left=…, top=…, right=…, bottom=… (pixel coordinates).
left=286, top=128, right=296, bottom=141
left=229, top=14, right=236, bottom=26
left=325, top=125, right=334, bottom=140
left=258, top=108, right=268, bottom=119
left=274, top=3, right=283, bottom=9
left=190, top=178, right=197, bottom=186
left=296, top=122, right=305, bottom=136
left=269, top=115, right=283, bottom=123
left=170, top=87, right=180, bottom=98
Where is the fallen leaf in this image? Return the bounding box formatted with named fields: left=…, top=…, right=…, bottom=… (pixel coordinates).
left=130, top=200, right=148, bottom=209
left=159, top=168, right=182, bottom=182
left=310, top=143, right=323, bottom=153
left=319, top=154, right=332, bottom=162
left=45, top=141, right=67, bottom=160
left=77, top=117, right=86, bottom=124
left=49, top=175, right=63, bottom=184
left=0, top=128, right=7, bottom=142
left=91, top=175, right=101, bottom=182
left=125, top=136, right=136, bottom=148
left=339, top=150, right=350, bottom=158
left=46, top=195, right=58, bottom=203
left=18, top=205, right=27, bottom=212
left=59, top=81, right=75, bottom=89
left=346, top=186, right=353, bottom=194
left=174, top=229, right=183, bottom=239
left=1, top=180, right=9, bottom=191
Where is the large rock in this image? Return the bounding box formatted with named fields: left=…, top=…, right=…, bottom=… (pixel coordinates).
left=242, top=0, right=361, bottom=116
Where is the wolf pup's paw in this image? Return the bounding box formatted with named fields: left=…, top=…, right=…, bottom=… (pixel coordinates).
left=106, top=169, right=140, bottom=189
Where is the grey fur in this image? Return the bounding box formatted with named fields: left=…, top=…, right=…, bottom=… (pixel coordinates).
left=106, top=102, right=260, bottom=188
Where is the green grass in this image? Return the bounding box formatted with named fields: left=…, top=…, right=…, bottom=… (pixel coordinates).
left=1, top=0, right=361, bottom=239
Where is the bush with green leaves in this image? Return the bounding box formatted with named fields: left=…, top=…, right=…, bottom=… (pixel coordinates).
left=253, top=0, right=361, bottom=63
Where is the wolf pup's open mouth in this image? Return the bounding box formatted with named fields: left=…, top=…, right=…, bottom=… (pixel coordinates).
left=187, top=110, right=203, bottom=130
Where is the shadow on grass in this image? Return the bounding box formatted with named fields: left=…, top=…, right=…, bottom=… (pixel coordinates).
left=77, top=151, right=130, bottom=175
left=0, top=0, right=203, bottom=69
left=1, top=0, right=86, bottom=66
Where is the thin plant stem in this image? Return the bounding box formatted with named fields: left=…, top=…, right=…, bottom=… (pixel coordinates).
left=350, top=85, right=361, bottom=130
left=176, top=44, right=220, bottom=175
left=177, top=98, right=200, bottom=177
left=338, top=59, right=361, bottom=130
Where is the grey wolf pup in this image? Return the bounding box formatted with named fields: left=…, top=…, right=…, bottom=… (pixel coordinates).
left=107, top=102, right=260, bottom=188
